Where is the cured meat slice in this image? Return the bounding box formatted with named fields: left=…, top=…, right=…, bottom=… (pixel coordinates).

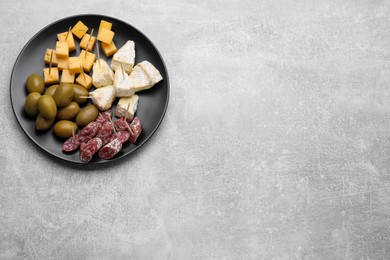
left=63, top=133, right=81, bottom=152
left=96, top=121, right=114, bottom=145
left=114, top=117, right=131, bottom=131
left=109, top=131, right=130, bottom=144
left=95, top=109, right=112, bottom=125
left=79, top=137, right=103, bottom=163
left=129, top=117, right=142, bottom=143
left=79, top=121, right=100, bottom=143
left=98, top=139, right=122, bottom=160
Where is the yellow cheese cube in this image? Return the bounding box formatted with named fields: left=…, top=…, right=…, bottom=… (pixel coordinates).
left=98, top=20, right=112, bottom=36
left=80, top=33, right=96, bottom=52
left=57, top=57, right=69, bottom=71
left=55, top=41, right=68, bottom=58
left=79, top=50, right=96, bottom=72
left=97, top=28, right=114, bottom=44
left=57, top=31, right=76, bottom=52
left=43, top=67, right=59, bottom=85
left=101, top=40, right=117, bottom=57
left=68, top=57, right=82, bottom=74
left=75, top=73, right=93, bottom=90
left=44, top=48, right=58, bottom=66
left=61, top=69, right=75, bottom=83
left=71, top=21, right=88, bottom=39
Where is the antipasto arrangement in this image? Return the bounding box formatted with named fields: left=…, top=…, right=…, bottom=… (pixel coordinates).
left=23, top=19, right=163, bottom=163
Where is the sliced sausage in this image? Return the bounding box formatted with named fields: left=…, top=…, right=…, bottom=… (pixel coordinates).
left=79, top=137, right=103, bottom=163
left=98, top=139, right=122, bottom=160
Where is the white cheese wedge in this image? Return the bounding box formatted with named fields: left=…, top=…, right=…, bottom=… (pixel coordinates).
left=90, top=85, right=116, bottom=111
left=113, top=68, right=135, bottom=97
left=111, top=40, right=135, bottom=74
left=139, top=61, right=163, bottom=86
left=129, top=61, right=163, bottom=92
left=114, top=95, right=139, bottom=120
left=128, top=65, right=150, bottom=92
left=92, top=59, right=114, bottom=88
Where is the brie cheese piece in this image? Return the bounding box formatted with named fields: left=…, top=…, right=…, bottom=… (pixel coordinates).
left=129, top=61, right=163, bottom=92
left=92, top=59, right=114, bottom=88
left=139, top=61, right=163, bottom=86
left=90, top=85, right=116, bottom=111
left=114, top=95, right=139, bottom=120
left=113, top=68, right=135, bottom=97
left=111, top=40, right=135, bottom=74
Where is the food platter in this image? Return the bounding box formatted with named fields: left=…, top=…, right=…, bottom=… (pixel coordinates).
left=10, top=14, right=169, bottom=164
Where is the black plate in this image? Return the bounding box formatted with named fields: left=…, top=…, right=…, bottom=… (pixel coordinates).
left=10, top=14, right=169, bottom=164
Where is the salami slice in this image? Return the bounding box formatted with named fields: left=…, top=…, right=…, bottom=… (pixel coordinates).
left=96, top=121, right=114, bottom=145
left=79, top=137, right=103, bottom=163
left=95, top=109, right=112, bottom=125
left=129, top=117, right=142, bottom=143
left=63, top=133, right=81, bottom=152
left=98, top=139, right=122, bottom=160
left=109, top=131, right=131, bottom=144
left=79, top=121, right=100, bottom=143
left=114, top=117, right=131, bottom=131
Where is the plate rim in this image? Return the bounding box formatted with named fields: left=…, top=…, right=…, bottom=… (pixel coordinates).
left=10, top=14, right=170, bottom=165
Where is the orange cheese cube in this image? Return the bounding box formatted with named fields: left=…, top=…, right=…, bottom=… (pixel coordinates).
left=44, top=49, right=58, bottom=66
left=61, top=69, right=75, bottom=83
left=55, top=41, right=68, bottom=58
left=68, top=57, right=82, bottom=74
left=57, top=31, right=76, bottom=52
left=71, top=21, right=88, bottom=39
left=43, top=67, right=59, bottom=85
left=57, top=57, right=69, bottom=71
left=80, top=33, right=96, bottom=52
left=98, top=20, right=112, bottom=36
left=101, top=40, right=117, bottom=57
left=75, top=73, right=93, bottom=90
left=97, top=28, right=114, bottom=44
left=79, top=50, right=96, bottom=72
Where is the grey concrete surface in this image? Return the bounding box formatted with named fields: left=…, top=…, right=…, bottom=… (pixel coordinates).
left=1, top=0, right=390, bottom=259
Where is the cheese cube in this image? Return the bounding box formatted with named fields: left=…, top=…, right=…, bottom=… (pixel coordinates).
left=101, top=40, right=117, bottom=57
left=80, top=33, right=96, bottom=52
left=71, top=21, right=88, bottom=39
left=57, top=31, right=76, bottom=52
left=57, top=57, right=69, bottom=71
left=55, top=41, right=68, bottom=58
left=68, top=57, right=82, bottom=74
left=79, top=50, right=96, bottom=72
left=44, top=48, right=58, bottom=66
left=98, top=20, right=112, bottom=36
left=76, top=73, right=93, bottom=90
left=97, top=28, right=114, bottom=44
left=43, top=67, right=59, bottom=85
left=61, top=69, right=75, bottom=83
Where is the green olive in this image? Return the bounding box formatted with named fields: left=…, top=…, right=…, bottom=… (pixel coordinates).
left=26, top=74, right=44, bottom=94
left=36, top=113, right=55, bottom=131
left=24, top=92, right=41, bottom=118
left=72, top=84, right=89, bottom=104
left=37, top=94, right=57, bottom=119
left=53, top=84, right=74, bottom=107
left=44, top=84, right=59, bottom=96
left=75, top=104, right=98, bottom=127
left=56, top=101, right=80, bottom=120
left=53, top=120, right=78, bottom=138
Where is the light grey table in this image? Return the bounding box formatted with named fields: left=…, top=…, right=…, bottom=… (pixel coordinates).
left=1, top=0, right=390, bottom=259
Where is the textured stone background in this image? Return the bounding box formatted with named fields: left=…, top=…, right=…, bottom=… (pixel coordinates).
left=1, top=0, right=390, bottom=259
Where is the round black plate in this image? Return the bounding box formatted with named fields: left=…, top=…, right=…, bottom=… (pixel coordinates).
left=10, top=14, right=169, bottom=164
